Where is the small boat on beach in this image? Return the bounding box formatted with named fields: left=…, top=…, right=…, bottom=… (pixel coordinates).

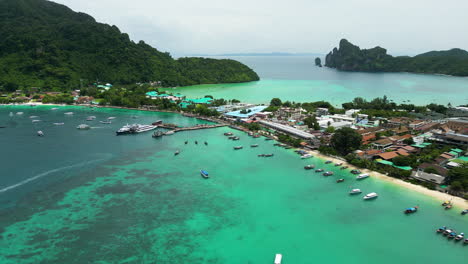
left=325, top=160, right=332, bottom=164
left=363, top=192, right=378, bottom=200
left=340, top=166, right=348, bottom=170
left=16, top=112, right=24, bottom=115
left=356, top=173, right=370, bottom=180
left=335, top=162, right=343, bottom=166
left=200, top=170, right=209, bottom=179
left=37, top=130, right=44, bottom=136
left=436, top=226, right=447, bottom=233
left=455, top=233, right=464, bottom=241
left=404, top=206, right=418, bottom=214
left=442, top=201, right=451, bottom=206
left=234, top=146, right=243, bottom=150
left=350, top=169, right=361, bottom=174
left=301, top=154, right=313, bottom=159
left=323, top=171, right=333, bottom=176
left=251, top=144, right=259, bottom=148
left=304, top=165, right=315, bottom=170
left=349, top=188, right=362, bottom=195
left=315, top=168, right=324, bottom=172
left=174, top=150, right=180, bottom=156
left=29, top=116, right=38, bottom=119
left=336, top=178, right=345, bottom=183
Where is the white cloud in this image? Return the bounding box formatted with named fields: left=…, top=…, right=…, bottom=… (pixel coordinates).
left=53, top=0, right=468, bottom=55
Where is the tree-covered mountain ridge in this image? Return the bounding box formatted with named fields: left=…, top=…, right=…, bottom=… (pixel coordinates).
left=0, top=0, right=259, bottom=90
left=325, top=39, right=468, bottom=76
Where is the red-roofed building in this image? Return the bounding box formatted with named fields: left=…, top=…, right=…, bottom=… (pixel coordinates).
left=377, top=151, right=400, bottom=160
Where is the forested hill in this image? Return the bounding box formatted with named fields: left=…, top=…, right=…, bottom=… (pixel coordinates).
left=0, top=0, right=259, bottom=90
left=324, top=39, right=468, bottom=76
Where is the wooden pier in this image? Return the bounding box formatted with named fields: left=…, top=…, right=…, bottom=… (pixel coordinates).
left=172, top=124, right=226, bottom=132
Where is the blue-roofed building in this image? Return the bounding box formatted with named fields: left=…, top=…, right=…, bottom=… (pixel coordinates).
left=225, top=105, right=268, bottom=118
left=145, top=91, right=159, bottom=99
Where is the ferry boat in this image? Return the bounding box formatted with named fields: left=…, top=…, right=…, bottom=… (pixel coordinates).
left=455, top=233, right=464, bottom=241
left=200, top=170, right=209, bottom=179
left=77, top=124, right=90, bottom=130
left=301, top=154, right=313, bottom=159
left=234, top=146, right=243, bottom=150
left=315, top=168, right=324, bottom=172
left=336, top=178, right=345, bottom=183
left=37, top=130, right=44, bottom=136
left=323, top=171, right=334, bottom=176
left=304, top=165, right=315, bottom=170
left=363, top=192, right=378, bottom=200
left=350, top=169, right=361, bottom=174
left=251, top=144, right=259, bottom=148
left=274, top=254, right=282, bottom=264
left=356, top=173, right=370, bottom=180
left=116, top=124, right=157, bottom=135
left=404, top=206, right=418, bottom=214
left=349, top=188, right=362, bottom=194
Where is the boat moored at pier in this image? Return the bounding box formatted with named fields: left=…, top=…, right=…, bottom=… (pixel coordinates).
left=116, top=124, right=157, bottom=135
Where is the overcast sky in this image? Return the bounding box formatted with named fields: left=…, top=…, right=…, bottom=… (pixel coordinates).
left=54, top=0, right=468, bottom=56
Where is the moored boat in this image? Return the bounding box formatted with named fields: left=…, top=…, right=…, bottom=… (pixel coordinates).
left=200, top=170, right=209, bottom=179
left=264, top=154, right=274, bottom=157
left=340, top=166, right=348, bottom=170
left=301, top=154, right=313, bottom=159
left=258, top=154, right=265, bottom=157
left=100, top=120, right=112, bottom=124
left=37, top=130, right=44, bottom=136
left=404, top=206, right=418, bottom=214
left=445, top=204, right=452, bottom=210
left=436, top=226, right=447, bottom=233
left=77, top=124, right=90, bottom=130
left=443, top=229, right=453, bottom=236
left=107, top=117, right=116, bottom=120
left=204, top=141, right=208, bottom=145
left=315, top=168, right=324, bottom=172
left=455, top=233, right=464, bottom=241
left=224, top=132, right=233, bottom=136
left=349, top=188, right=362, bottom=194
left=274, top=253, right=282, bottom=264
left=234, top=146, right=243, bottom=150
left=357, top=173, right=370, bottom=180
left=363, top=192, right=378, bottom=200
left=232, top=136, right=240, bottom=141
left=174, top=150, right=180, bottom=156
left=447, top=231, right=457, bottom=239
left=165, top=130, right=175, bottom=135
left=325, top=160, right=332, bottom=164
left=442, top=201, right=451, bottom=206
left=32, top=120, right=41, bottom=123
left=335, top=162, right=343, bottom=166
left=64, top=112, right=73, bottom=115
left=265, top=138, right=273, bottom=141
left=323, top=171, right=333, bottom=176
left=185, top=140, right=188, bottom=144
left=53, top=122, right=64, bottom=125
left=462, top=209, right=468, bottom=215
left=251, top=144, right=259, bottom=148
left=152, top=131, right=164, bottom=138
left=464, top=238, right=468, bottom=244
left=304, top=165, right=315, bottom=170
left=336, top=178, right=345, bottom=183
left=350, top=169, right=361, bottom=174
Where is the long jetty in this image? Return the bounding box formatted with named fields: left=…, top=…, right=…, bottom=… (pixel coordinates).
left=171, top=124, right=226, bottom=133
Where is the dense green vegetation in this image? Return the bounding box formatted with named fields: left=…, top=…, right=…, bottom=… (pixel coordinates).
left=0, top=0, right=259, bottom=91
left=325, top=39, right=468, bottom=76
left=330, top=127, right=362, bottom=156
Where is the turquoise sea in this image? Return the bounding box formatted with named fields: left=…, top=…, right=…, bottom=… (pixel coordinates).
left=172, top=56, right=468, bottom=106
left=0, top=105, right=466, bottom=263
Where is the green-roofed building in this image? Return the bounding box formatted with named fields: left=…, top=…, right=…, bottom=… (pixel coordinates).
left=157, top=93, right=170, bottom=97
left=375, top=159, right=412, bottom=170
left=448, top=151, right=460, bottom=158
left=145, top=91, right=158, bottom=98
left=451, top=148, right=463, bottom=153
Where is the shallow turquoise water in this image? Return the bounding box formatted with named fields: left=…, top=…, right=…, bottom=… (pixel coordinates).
left=171, top=56, right=468, bottom=106
left=0, top=105, right=466, bottom=263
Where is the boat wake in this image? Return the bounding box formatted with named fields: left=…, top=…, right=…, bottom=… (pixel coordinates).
left=0, top=158, right=109, bottom=194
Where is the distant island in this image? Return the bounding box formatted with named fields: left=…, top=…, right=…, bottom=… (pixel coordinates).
left=0, top=0, right=259, bottom=91
left=325, top=39, right=468, bottom=76
left=203, top=52, right=322, bottom=57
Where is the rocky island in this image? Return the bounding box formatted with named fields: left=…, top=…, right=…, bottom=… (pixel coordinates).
left=315, top=57, right=322, bottom=67
left=0, top=0, right=259, bottom=90
left=325, top=39, right=468, bottom=76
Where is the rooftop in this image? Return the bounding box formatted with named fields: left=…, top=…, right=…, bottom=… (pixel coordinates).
left=225, top=105, right=268, bottom=118
left=259, top=120, right=315, bottom=139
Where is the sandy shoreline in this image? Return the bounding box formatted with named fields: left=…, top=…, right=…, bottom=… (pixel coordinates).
left=306, top=150, right=467, bottom=210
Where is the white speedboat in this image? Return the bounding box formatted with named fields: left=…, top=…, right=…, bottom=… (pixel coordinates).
left=51, top=107, right=59, bottom=110
left=363, top=192, right=378, bottom=200
left=16, top=112, right=24, bottom=115
left=77, top=124, right=90, bottom=130
left=32, top=120, right=41, bottom=123
left=274, top=254, right=282, bottom=264
left=107, top=117, right=116, bottom=120
left=64, top=112, right=74, bottom=115
left=357, top=173, right=370, bottom=180
left=349, top=188, right=362, bottom=194
left=301, top=154, right=313, bottom=159
left=37, top=130, right=44, bottom=136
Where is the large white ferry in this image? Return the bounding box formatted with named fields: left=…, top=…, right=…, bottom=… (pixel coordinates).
left=116, top=124, right=157, bottom=135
